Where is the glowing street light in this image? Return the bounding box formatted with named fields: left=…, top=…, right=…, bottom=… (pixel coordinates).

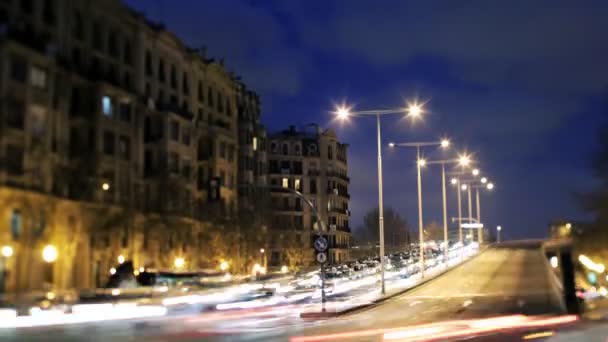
left=480, top=177, right=488, bottom=184
left=109, top=267, right=117, bottom=275
left=487, top=183, right=495, bottom=190
left=220, top=261, right=229, bottom=271
left=451, top=178, right=458, bottom=185
left=174, top=257, right=185, bottom=269
left=418, top=158, right=427, bottom=167
left=472, top=169, right=480, bottom=176
left=101, top=182, right=110, bottom=191
left=117, top=255, right=125, bottom=264
left=440, top=139, right=450, bottom=148
left=461, top=184, right=468, bottom=191
left=1, top=246, right=13, bottom=258
left=252, top=263, right=261, bottom=274
left=281, top=265, right=288, bottom=274
left=333, top=99, right=426, bottom=295
left=260, top=248, right=265, bottom=254
left=42, top=245, right=58, bottom=263
left=458, top=155, right=471, bottom=167
left=336, top=106, right=350, bottom=120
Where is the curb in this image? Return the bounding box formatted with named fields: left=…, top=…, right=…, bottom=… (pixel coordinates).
left=300, top=247, right=490, bottom=319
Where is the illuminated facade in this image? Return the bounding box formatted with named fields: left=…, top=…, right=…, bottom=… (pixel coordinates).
left=267, top=125, right=351, bottom=266
left=0, top=0, right=262, bottom=291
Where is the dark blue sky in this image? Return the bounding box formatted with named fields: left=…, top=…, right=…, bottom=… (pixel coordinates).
left=126, top=0, right=607, bottom=240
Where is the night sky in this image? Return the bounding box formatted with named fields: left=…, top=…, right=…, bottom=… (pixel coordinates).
left=126, top=0, right=607, bottom=240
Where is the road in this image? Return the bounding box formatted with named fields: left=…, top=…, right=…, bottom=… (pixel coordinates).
left=2, top=244, right=569, bottom=341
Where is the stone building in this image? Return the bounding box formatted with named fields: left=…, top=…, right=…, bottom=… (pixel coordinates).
left=0, top=0, right=263, bottom=292
left=267, top=125, right=351, bottom=267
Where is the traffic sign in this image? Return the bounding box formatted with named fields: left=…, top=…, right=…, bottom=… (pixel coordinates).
left=313, top=236, right=328, bottom=252
left=316, top=252, right=327, bottom=264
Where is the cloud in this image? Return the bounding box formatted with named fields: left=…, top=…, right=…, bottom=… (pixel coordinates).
left=285, top=0, right=608, bottom=94
left=125, top=0, right=307, bottom=96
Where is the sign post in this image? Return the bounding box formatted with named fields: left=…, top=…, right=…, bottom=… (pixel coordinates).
left=314, top=236, right=328, bottom=308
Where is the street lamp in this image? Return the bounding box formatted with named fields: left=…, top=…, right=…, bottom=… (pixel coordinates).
left=388, top=139, right=450, bottom=278
left=1, top=246, right=13, bottom=258
left=174, top=257, right=185, bottom=269
left=423, top=152, right=470, bottom=266
left=42, top=245, right=58, bottom=263
left=334, top=100, right=425, bottom=294
left=497, top=226, right=502, bottom=243
left=472, top=169, right=480, bottom=176
left=117, top=255, right=125, bottom=264
left=101, top=182, right=110, bottom=191
left=220, top=261, right=229, bottom=272
left=487, top=182, right=495, bottom=190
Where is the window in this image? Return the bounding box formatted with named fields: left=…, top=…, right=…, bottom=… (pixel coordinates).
left=30, top=105, right=46, bottom=136
left=6, top=99, right=24, bottom=129
left=102, top=96, right=113, bottom=116
left=217, top=91, right=223, bottom=112
left=145, top=51, right=153, bottom=76
left=170, top=65, right=177, bottom=89
left=103, top=131, right=115, bottom=155
left=294, top=144, right=301, bottom=155
left=227, top=145, right=234, bottom=162
left=72, top=11, right=83, bottom=40
left=295, top=179, right=301, bottom=191
left=6, top=145, right=24, bottom=175
left=43, top=0, right=56, bottom=26
left=208, top=87, right=214, bottom=106
left=225, top=98, right=231, bottom=116
left=270, top=142, right=278, bottom=153
left=181, top=127, right=191, bottom=146
left=229, top=174, right=234, bottom=188
left=20, top=0, right=32, bottom=14
left=253, top=137, right=258, bottom=151
left=282, top=178, right=289, bottom=188
left=170, top=120, right=179, bottom=141
left=282, top=143, right=289, bottom=155
left=118, top=136, right=130, bottom=160
left=328, top=145, right=333, bottom=159
left=118, top=102, right=130, bottom=122
left=219, top=142, right=227, bottom=159
left=11, top=209, right=22, bottom=240
left=309, top=179, right=317, bottom=194
left=220, top=171, right=226, bottom=186
left=108, top=30, right=118, bottom=57
left=92, top=21, right=102, bottom=51
left=182, top=72, right=189, bottom=94
left=308, top=143, right=318, bottom=155
left=168, top=152, right=179, bottom=173
left=123, top=40, right=132, bottom=65
left=198, top=82, right=204, bottom=102
left=158, top=59, right=165, bottom=82
left=182, top=157, right=191, bottom=179
left=10, top=56, right=26, bottom=82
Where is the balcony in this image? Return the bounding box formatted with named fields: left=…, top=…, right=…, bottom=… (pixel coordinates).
left=327, top=171, right=350, bottom=182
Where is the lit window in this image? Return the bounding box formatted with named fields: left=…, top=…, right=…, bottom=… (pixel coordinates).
left=102, top=96, right=113, bottom=116
left=294, top=179, right=301, bottom=191
left=252, top=137, right=258, bottom=151
left=30, top=66, right=47, bottom=88
left=282, top=178, right=288, bottom=188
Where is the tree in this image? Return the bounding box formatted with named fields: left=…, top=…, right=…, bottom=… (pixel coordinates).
left=423, top=221, right=443, bottom=241
left=577, top=120, right=608, bottom=258
left=357, top=207, right=410, bottom=251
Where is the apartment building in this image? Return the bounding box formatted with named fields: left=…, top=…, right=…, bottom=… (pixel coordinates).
left=0, top=0, right=259, bottom=291
left=267, top=125, right=351, bottom=266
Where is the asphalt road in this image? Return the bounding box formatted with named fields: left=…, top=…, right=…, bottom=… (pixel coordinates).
left=3, top=244, right=568, bottom=342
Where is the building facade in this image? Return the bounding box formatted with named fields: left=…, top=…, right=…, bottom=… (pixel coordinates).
left=0, top=0, right=262, bottom=292
left=267, top=125, right=351, bottom=267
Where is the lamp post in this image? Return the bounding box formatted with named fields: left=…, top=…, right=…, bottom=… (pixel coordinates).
left=335, top=100, right=424, bottom=294
left=388, top=140, right=450, bottom=278
left=422, top=153, right=470, bottom=266
left=497, top=225, right=502, bottom=243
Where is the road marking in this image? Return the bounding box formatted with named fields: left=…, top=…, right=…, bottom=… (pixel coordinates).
left=409, top=301, right=422, bottom=307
